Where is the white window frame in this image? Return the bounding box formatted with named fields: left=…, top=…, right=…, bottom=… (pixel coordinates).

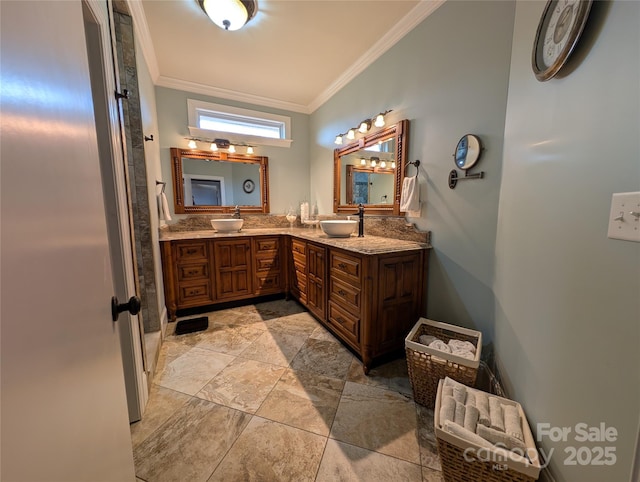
left=183, top=174, right=227, bottom=206
left=187, top=99, right=292, bottom=148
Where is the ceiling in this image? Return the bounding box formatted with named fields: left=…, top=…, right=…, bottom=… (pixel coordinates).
left=132, top=0, right=444, bottom=114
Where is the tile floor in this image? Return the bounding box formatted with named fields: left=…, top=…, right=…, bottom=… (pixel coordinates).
left=131, top=299, right=444, bottom=482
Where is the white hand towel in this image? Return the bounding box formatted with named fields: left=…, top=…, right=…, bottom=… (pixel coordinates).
left=428, top=339, right=451, bottom=353
left=489, top=396, right=505, bottom=432
left=443, top=420, right=494, bottom=449
left=476, top=424, right=526, bottom=451
left=158, top=192, right=172, bottom=221
left=448, top=339, right=476, bottom=354
left=399, top=175, right=420, bottom=215
left=464, top=404, right=479, bottom=433
left=454, top=402, right=466, bottom=426
left=452, top=385, right=466, bottom=404
left=475, top=391, right=491, bottom=427
left=439, top=395, right=456, bottom=426
left=502, top=404, right=524, bottom=441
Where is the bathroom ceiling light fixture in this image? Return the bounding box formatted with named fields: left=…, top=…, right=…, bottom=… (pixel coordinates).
left=198, top=0, right=258, bottom=31
left=334, top=110, right=392, bottom=145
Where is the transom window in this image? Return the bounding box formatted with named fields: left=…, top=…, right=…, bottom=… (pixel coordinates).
left=188, top=99, right=292, bottom=148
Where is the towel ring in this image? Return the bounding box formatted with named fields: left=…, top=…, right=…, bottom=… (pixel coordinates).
left=156, top=180, right=166, bottom=193
left=405, top=159, right=420, bottom=176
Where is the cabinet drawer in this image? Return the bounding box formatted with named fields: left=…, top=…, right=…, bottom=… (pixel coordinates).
left=176, top=241, right=208, bottom=262
left=178, top=281, right=213, bottom=305
left=255, top=237, right=280, bottom=253
left=329, top=250, right=362, bottom=285
left=255, top=273, right=282, bottom=294
left=291, top=239, right=306, bottom=256
left=329, top=277, right=361, bottom=315
left=255, top=255, right=280, bottom=272
left=328, top=301, right=360, bottom=347
left=177, top=263, right=209, bottom=282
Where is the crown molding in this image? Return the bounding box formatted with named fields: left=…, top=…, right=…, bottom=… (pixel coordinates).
left=156, top=76, right=311, bottom=114
left=127, top=0, right=160, bottom=82
left=307, top=0, right=446, bottom=113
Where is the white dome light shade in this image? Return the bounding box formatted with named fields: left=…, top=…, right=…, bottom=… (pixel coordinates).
left=200, top=0, right=256, bottom=31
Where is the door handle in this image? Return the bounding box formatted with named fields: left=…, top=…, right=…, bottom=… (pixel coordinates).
left=111, top=295, right=141, bottom=322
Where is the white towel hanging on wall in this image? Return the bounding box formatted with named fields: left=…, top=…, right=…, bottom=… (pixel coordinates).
left=158, top=191, right=172, bottom=221
left=400, top=174, right=421, bottom=217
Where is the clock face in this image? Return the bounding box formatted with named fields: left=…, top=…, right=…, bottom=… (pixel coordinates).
left=242, top=179, right=255, bottom=193
left=532, top=0, right=593, bottom=81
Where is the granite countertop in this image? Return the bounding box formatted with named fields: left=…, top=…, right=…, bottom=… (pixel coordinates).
left=159, top=228, right=431, bottom=255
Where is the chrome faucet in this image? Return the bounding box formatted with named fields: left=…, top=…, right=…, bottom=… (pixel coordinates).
left=358, top=203, right=364, bottom=237
left=232, top=205, right=241, bottom=219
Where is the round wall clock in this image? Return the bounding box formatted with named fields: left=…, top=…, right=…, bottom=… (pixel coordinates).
left=532, top=0, right=593, bottom=82
left=242, top=179, right=255, bottom=193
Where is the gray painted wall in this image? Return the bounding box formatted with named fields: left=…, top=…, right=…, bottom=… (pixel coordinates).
left=311, top=0, right=515, bottom=339
left=154, top=86, right=310, bottom=217
left=495, top=1, right=639, bottom=480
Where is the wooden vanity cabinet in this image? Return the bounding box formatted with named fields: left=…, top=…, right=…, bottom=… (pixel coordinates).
left=327, top=249, right=362, bottom=351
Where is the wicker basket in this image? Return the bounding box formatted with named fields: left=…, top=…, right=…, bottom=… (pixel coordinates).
left=405, top=318, right=482, bottom=407
left=434, top=379, right=541, bottom=482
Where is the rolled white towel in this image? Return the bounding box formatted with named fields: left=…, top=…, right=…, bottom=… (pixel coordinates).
left=448, top=339, right=476, bottom=354
left=449, top=347, right=475, bottom=360
left=477, top=424, right=526, bottom=451
left=489, top=397, right=505, bottom=432
left=429, top=339, right=451, bottom=353
left=452, top=385, right=467, bottom=404
left=465, top=391, right=476, bottom=407
left=464, top=404, right=479, bottom=433
left=442, top=385, right=454, bottom=398
left=475, top=391, right=491, bottom=427
left=439, top=395, right=456, bottom=426
left=503, top=404, right=524, bottom=441
left=419, top=334, right=438, bottom=346
left=454, top=402, right=466, bottom=426
left=443, top=420, right=494, bottom=449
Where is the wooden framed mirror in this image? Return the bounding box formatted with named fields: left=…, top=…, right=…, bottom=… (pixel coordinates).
left=334, top=119, right=409, bottom=215
left=170, top=147, right=269, bottom=214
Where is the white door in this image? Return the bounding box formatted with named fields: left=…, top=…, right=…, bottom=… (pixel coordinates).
left=1, top=1, right=136, bottom=480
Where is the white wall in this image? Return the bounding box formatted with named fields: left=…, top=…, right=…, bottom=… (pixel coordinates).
left=494, top=2, right=639, bottom=480
left=154, top=86, right=310, bottom=217
left=136, top=38, right=167, bottom=334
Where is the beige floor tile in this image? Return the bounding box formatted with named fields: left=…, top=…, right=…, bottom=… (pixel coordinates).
left=134, top=397, right=251, bottom=482
left=289, top=338, right=355, bottom=379
left=130, top=384, right=191, bottom=448
left=315, top=439, right=423, bottom=482
left=195, top=358, right=285, bottom=413
left=256, top=369, right=344, bottom=436
left=154, top=347, right=234, bottom=395
left=416, top=405, right=442, bottom=471
left=195, top=323, right=265, bottom=356
left=263, top=311, right=320, bottom=336
left=330, top=381, right=421, bottom=464
left=346, top=357, right=413, bottom=397
left=308, top=325, right=341, bottom=343
left=239, top=329, right=307, bottom=367
left=208, top=416, right=326, bottom=482
left=422, top=466, right=445, bottom=481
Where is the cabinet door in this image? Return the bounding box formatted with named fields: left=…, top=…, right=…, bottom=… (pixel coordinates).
left=374, top=252, right=423, bottom=354
left=306, top=243, right=326, bottom=319
left=213, top=239, right=252, bottom=300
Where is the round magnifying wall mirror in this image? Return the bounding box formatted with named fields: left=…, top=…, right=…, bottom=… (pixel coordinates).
left=454, top=134, right=482, bottom=170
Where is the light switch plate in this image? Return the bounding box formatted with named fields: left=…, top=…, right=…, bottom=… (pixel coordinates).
left=607, top=191, right=640, bottom=242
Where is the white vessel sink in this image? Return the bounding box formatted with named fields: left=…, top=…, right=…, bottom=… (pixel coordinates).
left=320, top=220, right=357, bottom=238
left=211, top=219, right=244, bottom=232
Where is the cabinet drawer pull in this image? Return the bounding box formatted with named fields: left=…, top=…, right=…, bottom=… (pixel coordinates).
left=187, top=270, right=198, bottom=276
left=336, top=316, right=346, bottom=324
left=337, top=289, right=347, bottom=296
left=338, top=262, right=347, bottom=270
left=186, top=249, right=197, bottom=255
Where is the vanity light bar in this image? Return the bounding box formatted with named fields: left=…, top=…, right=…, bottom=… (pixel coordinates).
left=334, top=110, right=392, bottom=145
left=358, top=156, right=395, bottom=168
left=185, top=137, right=256, bottom=155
